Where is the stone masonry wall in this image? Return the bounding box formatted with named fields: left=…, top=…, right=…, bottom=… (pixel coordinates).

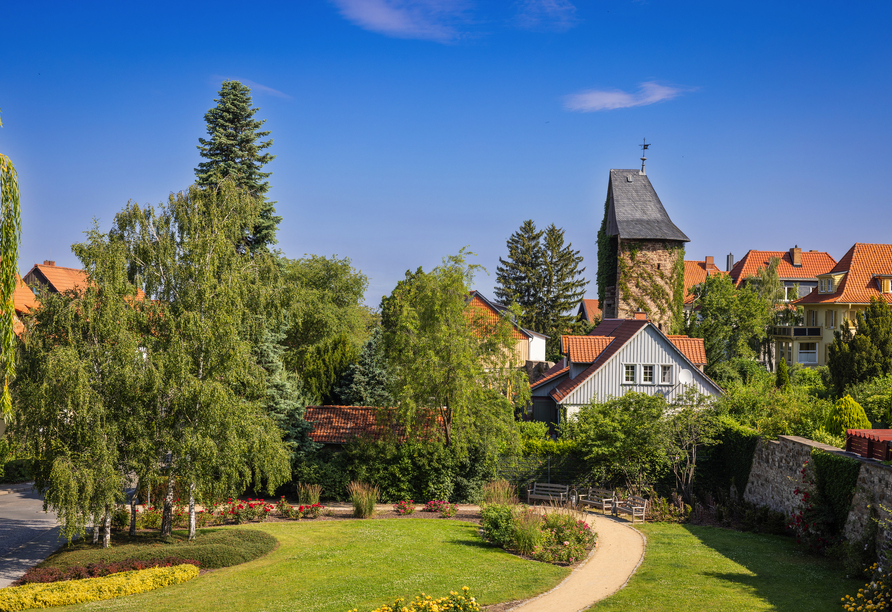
left=614, top=239, right=683, bottom=332
left=744, top=435, right=892, bottom=554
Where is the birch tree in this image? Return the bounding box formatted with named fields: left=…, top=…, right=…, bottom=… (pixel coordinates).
left=0, top=110, right=22, bottom=418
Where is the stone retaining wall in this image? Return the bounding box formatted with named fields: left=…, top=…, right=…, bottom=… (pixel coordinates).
left=744, top=435, right=892, bottom=551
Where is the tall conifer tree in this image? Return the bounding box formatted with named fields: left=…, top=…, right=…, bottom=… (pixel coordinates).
left=196, top=80, right=281, bottom=252
left=495, top=220, right=544, bottom=330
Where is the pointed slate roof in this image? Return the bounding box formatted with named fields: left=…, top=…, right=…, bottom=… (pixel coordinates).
left=605, top=169, right=689, bottom=242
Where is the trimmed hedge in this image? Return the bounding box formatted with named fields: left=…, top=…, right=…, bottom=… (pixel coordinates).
left=16, top=557, right=199, bottom=585
left=811, top=448, right=862, bottom=532
left=40, top=528, right=276, bottom=570
left=0, top=564, right=199, bottom=611
left=696, top=416, right=761, bottom=498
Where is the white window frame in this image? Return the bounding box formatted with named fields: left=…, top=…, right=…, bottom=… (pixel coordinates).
left=623, top=363, right=636, bottom=384
left=642, top=364, right=655, bottom=385
left=798, top=342, right=818, bottom=364
left=819, top=279, right=825, bottom=293
left=660, top=364, right=673, bottom=385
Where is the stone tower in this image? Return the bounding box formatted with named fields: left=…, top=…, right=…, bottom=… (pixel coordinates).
left=597, top=167, right=690, bottom=332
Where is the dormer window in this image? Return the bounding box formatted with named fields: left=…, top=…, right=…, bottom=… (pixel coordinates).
left=819, top=279, right=825, bottom=292
left=820, top=278, right=834, bottom=293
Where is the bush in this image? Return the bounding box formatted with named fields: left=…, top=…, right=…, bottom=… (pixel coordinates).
left=15, top=557, right=199, bottom=585
left=842, top=563, right=890, bottom=612
left=510, top=507, right=543, bottom=556
left=809, top=427, right=846, bottom=449
left=481, top=480, right=517, bottom=506
left=393, top=500, right=415, bottom=515
left=353, top=587, right=480, bottom=612
left=0, top=564, right=198, bottom=611
left=532, top=511, right=596, bottom=565
left=480, top=504, right=515, bottom=548
left=296, top=482, right=322, bottom=505
left=824, top=395, right=871, bottom=436
left=517, top=421, right=549, bottom=441
left=348, top=481, right=378, bottom=518
left=846, top=373, right=892, bottom=424
left=438, top=502, right=458, bottom=518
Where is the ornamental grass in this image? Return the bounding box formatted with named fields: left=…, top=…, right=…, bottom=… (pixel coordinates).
left=347, top=481, right=379, bottom=518
left=481, top=480, right=518, bottom=506
left=296, top=482, right=323, bottom=505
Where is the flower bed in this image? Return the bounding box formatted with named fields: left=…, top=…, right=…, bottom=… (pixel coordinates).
left=0, top=564, right=198, bottom=611
left=350, top=587, right=480, bottom=612
left=393, top=500, right=415, bottom=515
left=14, top=557, right=199, bottom=586
left=480, top=504, right=597, bottom=565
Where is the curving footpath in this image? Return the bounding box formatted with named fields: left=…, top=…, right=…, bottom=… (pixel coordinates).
left=509, top=512, right=646, bottom=612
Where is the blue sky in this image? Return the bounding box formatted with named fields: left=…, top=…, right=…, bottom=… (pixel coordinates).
left=2, top=1, right=891, bottom=306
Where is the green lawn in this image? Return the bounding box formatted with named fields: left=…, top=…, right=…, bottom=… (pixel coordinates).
left=592, top=523, right=861, bottom=612
left=54, top=519, right=569, bottom=612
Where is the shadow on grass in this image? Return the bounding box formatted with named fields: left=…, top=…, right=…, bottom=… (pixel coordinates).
left=681, top=524, right=858, bottom=612
left=446, top=537, right=495, bottom=550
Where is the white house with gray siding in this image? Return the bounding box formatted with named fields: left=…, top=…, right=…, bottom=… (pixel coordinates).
left=529, top=318, right=723, bottom=426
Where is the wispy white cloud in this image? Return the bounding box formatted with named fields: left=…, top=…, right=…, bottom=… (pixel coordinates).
left=514, top=0, right=578, bottom=31
left=210, top=76, right=292, bottom=100
left=563, top=81, right=689, bottom=112
left=330, top=0, right=469, bottom=42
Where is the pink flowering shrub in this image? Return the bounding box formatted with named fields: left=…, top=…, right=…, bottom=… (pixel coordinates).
left=394, top=500, right=416, bottom=515
left=424, top=500, right=448, bottom=513
left=531, top=512, right=596, bottom=565
left=439, top=503, right=458, bottom=518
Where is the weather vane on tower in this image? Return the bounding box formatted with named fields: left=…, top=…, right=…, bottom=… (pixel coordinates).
left=640, top=138, right=650, bottom=174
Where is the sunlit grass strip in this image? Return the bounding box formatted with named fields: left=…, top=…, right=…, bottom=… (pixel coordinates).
left=0, top=564, right=199, bottom=611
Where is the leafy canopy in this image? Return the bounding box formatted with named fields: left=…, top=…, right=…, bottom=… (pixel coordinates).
left=828, top=298, right=892, bottom=395
left=0, top=109, right=22, bottom=417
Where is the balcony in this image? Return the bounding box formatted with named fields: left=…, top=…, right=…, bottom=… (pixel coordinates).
left=770, top=325, right=823, bottom=338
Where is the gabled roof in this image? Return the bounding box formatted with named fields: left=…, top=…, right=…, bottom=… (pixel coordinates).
left=796, top=243, right=892, bottom=305
left=12, top=275, right=37, bottom=315
left=551, top=319, right=648, bottom=401
left=577, top=299, right=601, bottom=323
left=560, top=336, right=612, bottom=363
left=666, top=335, right=707, bottom=365
left=304, top=406, right=443, bottom=445
left=605, top=169, right=689, bottom=242
left=683, top=260, right=725, bottom=305
left=467, top=291, right=531, bottom=340
left=729, top=249, right=836, bottom=287
left=530, top=365, right=570, bottom=390
left=24, top=262, right=91, bottom=294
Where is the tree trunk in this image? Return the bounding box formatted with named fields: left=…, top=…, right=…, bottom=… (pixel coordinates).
left=129, top=481, right=138, bottom=537
left=92, top=517, right=100, bottom=544
left=102, top=507, right=111, bottom=549
left=188, top=481, right=196, bottom=541
left=160, top=473, right=175, bottom=537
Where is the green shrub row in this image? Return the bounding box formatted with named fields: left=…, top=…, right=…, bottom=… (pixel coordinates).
left=810, top=448, right=862, bottom=532
left=293, top=440, right=496, bottom=503
left=696, top=416, right=760, bottom=498
left=42, top=529, right=276, bottom=570
left=0, top=564, right=198, bottom=611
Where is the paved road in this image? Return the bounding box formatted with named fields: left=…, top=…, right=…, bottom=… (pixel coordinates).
left=0, top=484, right=62, bottom=588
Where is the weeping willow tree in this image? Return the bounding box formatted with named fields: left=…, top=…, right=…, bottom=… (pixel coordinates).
left=0, top=110, right=22, bottom=418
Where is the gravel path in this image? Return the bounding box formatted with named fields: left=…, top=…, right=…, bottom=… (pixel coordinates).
left=0, top=484, right=62, bottom=588
left=507, top=512, right=646, bottom=612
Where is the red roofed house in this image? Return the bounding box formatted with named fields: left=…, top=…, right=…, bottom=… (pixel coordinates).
left=683, top=256, right=725, bottom=310
left=729, top=247, right=837, bottom=302
left=576, top=299, right=601, bottom=324
left=304, top=406, right=444, bottom=445
left=23, top=260, right=91, bottom=296
left=528, top=317, right=722, bottom=426
left=467, top=291, right=547, bottom=364
left=773, top=243, right=892, bottom=368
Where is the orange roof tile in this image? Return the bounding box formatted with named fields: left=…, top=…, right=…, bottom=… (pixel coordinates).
left=466, top=292, right=526, bottom=340
left=683, top=260, right=725, bottom=304
left=668, top=336, right=707, bottom=365
left=561, top=336, right=612, bottom=363
left=12, top=275, right=36, bottom=314
left=530, top=365, right=570, bottom=390
left=729, top=249, right=836, bottom=287
left=578, top=299, right=601, bottom=323
left=29, top=263, right=91, bottom=294
left=304, top=406, right=444, bottom=444
left=796, top=243, right=892, bottom=306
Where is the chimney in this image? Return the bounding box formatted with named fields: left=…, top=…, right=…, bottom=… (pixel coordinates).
left=726, top=253, right=734, bottom=272
left=43, top=260, right=56, bottom=267
left=790, top=246, right=802, bottom=267
left=634, top=310, right=648, bottom=320
left=705, top=256, right=714, bottom=267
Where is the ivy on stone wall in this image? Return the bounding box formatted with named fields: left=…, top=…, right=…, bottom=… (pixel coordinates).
left=596, top=197, right=616, bottom=308
left=613, top=241, right=685, bottom=329
left=811, top=448, right=862, bottom=533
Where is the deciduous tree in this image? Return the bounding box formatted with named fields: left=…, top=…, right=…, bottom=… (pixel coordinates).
left=0, top=110, right=22, bottom=417
left=828, top=298, right=892, bottom=394
left=382, top=250, right=530, bottom=456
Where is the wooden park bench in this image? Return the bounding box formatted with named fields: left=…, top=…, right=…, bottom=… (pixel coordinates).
left=614, top=495, right=648, bottom=523
left=526, top=482, right=570, bottom=505
left=577, top=487, right=615, bottom=515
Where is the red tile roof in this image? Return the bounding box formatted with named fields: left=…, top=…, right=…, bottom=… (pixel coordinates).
left=667, top=335, right=707, bottom=365
left=561, top=336, right=612, bottom=363
left=796, top=243, right=892, bottom=306
left=27, top=263, right=91, bottom=294
left=304, top=406, right=444, bottom=444
left=578, top=299, right=601, bottom=323
left=551, top=319, right=647, bottom=401
left=530, top=365, right=570, bottom=390
left=466, top=292, right=526, bottom=340
left=12, top=275, right=37, bottom=315
left=846, top=429, right=892, bottom=442
left=683, top=260, right=725, bottom=304
left=729, top=249, right=836, bottom=287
